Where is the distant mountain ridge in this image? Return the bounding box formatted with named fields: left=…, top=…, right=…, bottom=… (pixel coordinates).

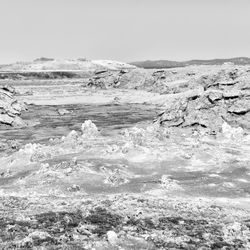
left=130, top=57, right=250, bottom=69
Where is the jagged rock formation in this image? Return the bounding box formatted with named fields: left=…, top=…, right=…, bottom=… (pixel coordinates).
left=85, top=66, right=250, bottom=133
left=0, top=85, right=27, bottom=126
left=157, top=67, right=250, bottom=132
left=86, top=67, right=199, bottom=92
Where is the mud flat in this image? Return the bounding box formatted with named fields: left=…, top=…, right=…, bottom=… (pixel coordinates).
left=0, top=62, right=250, bottom=249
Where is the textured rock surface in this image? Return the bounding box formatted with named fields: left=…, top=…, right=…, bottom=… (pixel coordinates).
left=157, top=67, right=250, bottom=132
left=0, top=86, right=27, bottom=126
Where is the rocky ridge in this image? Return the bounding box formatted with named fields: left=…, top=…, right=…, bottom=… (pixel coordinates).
left=157, top=67, right=250, bottom=133
left=87, top=65, right=250, bottom=133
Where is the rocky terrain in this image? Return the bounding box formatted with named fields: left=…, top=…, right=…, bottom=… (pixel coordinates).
left=0, top=59, right=249, bottom=249
left=0, top=85, right=27, bottom=127
left=157, top=67, right=250, bottom=133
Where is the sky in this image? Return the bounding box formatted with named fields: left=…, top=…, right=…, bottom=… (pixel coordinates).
left=0, top=0, right=250, bottom=63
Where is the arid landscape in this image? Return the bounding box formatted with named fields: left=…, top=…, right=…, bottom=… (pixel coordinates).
left=0, top=57, right=249, bottom=249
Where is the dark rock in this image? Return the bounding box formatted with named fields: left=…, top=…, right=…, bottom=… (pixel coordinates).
left=94, top=69, right=108, bottom=75
left=2, top=85, right=16, bottom=94
left=85, top=207, right=122, bottom=236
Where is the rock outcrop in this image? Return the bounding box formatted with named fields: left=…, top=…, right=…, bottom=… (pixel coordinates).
left=0, top=85, right=27, bottom=126
left=86, top=70, right=123, bottom=89
left=86, top=68, right=169, bottom=90
left=157, top=67, right=250, bottom=132
left=86, top=67, right=199, bottom=93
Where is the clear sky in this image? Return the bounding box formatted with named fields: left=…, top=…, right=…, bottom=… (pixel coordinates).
left=0, top=0, right=249, bottom=63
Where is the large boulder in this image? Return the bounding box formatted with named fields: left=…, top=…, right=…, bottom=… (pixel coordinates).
left=86, top=66, right=199, bottom=93
left=87, top=70, right=122, bottom=89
